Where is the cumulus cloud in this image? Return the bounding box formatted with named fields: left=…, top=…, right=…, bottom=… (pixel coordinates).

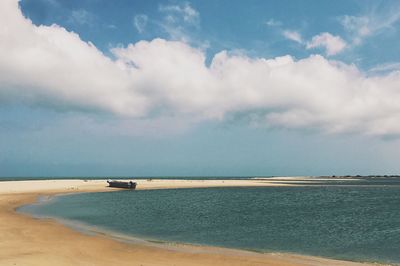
left=283, top=30, right=303, bottom=43
left=306, top=32, right=347, bottom=56
left=0, top=0, right=147, bottom=116
left=3, top=0, right=400, bottom=136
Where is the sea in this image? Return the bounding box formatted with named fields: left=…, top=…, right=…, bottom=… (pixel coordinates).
left=16, top=177, right=400, bottom=265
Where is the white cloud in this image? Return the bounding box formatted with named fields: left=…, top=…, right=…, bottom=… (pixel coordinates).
left=133, top=14, right=148, bottom=33
left=0, top=0, right=147, bottom=116
left=369, top=62, right=400, bottom=74
left=340, top=15, right=373, bottom=45
left=283, top=30, right=303, bottom=44
left=68, top=9, right=93, bottom=25
left=3, top=0, right=400, bottom=136
left=157, top=2, right=200, bottom=42
left=284, top=30, right=347, bottom=56
left=159, top=2, right=199, bottom=25
left=265, top=19, right=282, bottom=27
left=340, top=2, right=400, bottom=45
left=306, top=32, right=347, bottom=56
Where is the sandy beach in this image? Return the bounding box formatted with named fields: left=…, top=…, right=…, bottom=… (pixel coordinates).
left=0, top=179, right=388, bottom=266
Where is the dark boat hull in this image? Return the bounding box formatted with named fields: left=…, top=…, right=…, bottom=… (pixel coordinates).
left=107, top=180, right=137, bottom=189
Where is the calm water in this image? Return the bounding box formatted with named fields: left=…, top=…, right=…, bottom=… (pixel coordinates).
left=21, top=186, right=400, bottom=265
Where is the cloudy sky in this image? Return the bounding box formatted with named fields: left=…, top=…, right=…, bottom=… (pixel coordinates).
left=1, top=0, right=400, bottom=177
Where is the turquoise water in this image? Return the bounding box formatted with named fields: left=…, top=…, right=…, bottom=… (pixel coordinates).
left=21, top=186, right=400, bottom=265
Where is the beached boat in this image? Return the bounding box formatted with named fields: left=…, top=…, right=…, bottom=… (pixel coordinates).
left=107, top=180, right=137, bottom=189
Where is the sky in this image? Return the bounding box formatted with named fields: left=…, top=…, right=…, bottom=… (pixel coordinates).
left=1, top=0, right=400, bottom=177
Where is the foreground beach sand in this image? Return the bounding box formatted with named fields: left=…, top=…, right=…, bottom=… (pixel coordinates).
left=0, top=179, right=387, bottom=266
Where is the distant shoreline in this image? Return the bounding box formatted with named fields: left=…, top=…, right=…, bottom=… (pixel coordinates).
left=1, top=175, right=400, bottom=182
left=0, top=179, right=390, bottom=266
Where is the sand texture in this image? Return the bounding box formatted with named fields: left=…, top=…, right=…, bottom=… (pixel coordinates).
left=0, top=179, right=389, bottom=266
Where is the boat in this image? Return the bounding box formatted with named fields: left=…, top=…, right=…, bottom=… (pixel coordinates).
left=107, top=180, right=137, bottom=189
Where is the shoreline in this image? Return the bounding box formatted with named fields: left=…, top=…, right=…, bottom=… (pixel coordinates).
left=0, top=179, right=391, bottom=266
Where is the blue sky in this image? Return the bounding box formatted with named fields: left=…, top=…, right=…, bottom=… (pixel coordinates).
left=1, top=0, right=400, bottom=177
left=19, top=0, right=400, bottom=68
